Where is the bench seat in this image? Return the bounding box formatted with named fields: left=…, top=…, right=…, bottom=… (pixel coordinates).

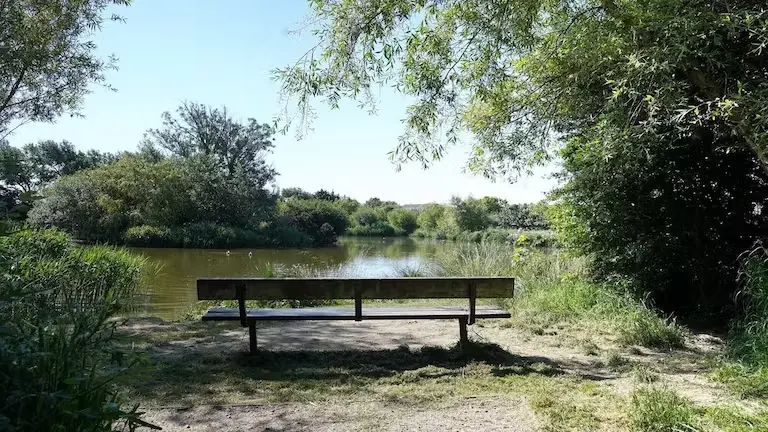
left=203, top=306, right=511, bottom=321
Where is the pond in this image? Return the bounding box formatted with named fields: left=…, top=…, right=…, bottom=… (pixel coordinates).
left=131, top=237, right=455, bottom=319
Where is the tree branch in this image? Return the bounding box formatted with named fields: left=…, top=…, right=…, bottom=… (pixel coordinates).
left=0, top=64, right=28, bottom=114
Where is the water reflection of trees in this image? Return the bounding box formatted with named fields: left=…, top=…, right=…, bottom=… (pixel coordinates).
left=338, top=237, right=445, bottom=260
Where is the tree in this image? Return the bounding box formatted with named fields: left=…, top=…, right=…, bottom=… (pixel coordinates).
left=0, top=0, right=130, bottom=138
left=277, top=199, right=349, bottom=246
left=143, top=102, right=277, bottom=187
left=281, top=187, right=312, bottom=199
left=276, top=0, right=768, bottom=318
left=276, top=0, right=768, bottom=177
left=352, top=207, right=380, bottom=227
left=314, top=189, right=340, bottom=201
left=28, top=155, right=277, bottom=242
left=387, top=208, right=418, bottom=234
left=417, top=204, right=445, bottom=231
left=365, top=198, right=383, bottom=207
left=499, top=203, right=548, bottom=229
left=552, top=132, right=768, bottom=318
left=0, top=140, right=111, bottom=219
left=451, top=196, right=490, bottom=232
left=334, top=197, right=360, bottom=215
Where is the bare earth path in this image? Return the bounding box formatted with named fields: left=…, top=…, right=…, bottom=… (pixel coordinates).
left=121, top=318, right=760, bottom=431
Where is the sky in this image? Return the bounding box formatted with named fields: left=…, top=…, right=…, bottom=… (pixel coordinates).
left=10, top=0, right=557, bottom=204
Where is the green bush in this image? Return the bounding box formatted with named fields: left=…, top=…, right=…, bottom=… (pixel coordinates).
left=278, top=199, right=349, bottom=246
left=0, top=229, right=151, bottom=430
left=28, top=155, right=279, bottom=246
left=351, top=207, right=380, bottom=226
left=482, top=228, right=514, bottom=244
left=347, top=220, right=397, bottom=237
left=387, top=208, right=418, bottom=234
left=124, top=225, right=172, bottom=247
left=712, top=245, right=768, bottom=398
left=123, top=223, right=313, bottom=249
left=259, top=223, right=313, bottom=248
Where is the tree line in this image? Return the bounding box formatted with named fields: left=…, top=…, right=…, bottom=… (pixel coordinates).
left=1, top=103, right=548, bottom=248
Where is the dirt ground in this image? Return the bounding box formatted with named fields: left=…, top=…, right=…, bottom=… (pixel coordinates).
left=122, top=318, right=761, bottom=431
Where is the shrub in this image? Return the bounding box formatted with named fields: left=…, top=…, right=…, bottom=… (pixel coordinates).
left=347, top=220, right=397, bottom=237
left=259, top=223, right=313, bottom=248
left=712, top=245, right=768, bottom=398
left=417, top=204, right=445, bottom=230
left=351, top=207, right=380, bottom=226
left=0, top=229, right=151, bottom=430
left=482, top=228, right=515, bottom=244
left=124, top=225, right=173, bottom=247
left=387, top=208, right=418, bottom=234
left=733, top=246, right=768, bottom=366
left=278, top=199, right=349, bottom=246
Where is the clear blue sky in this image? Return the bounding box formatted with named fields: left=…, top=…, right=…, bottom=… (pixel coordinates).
left=10, top=0, right=556, bottom=204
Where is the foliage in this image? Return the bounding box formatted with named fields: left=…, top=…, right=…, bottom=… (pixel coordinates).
left=450, top=196, right=490, bottom=232
left=711, top=245, right=768, bottom=398
left=277, top=0, right=768, bottom=180
left=498, top=203, right=549, bottom=230
left=733, top=246, right=768, bottom=365
left=275, top=0, right=768, bottom=322
left=0, top=141, right=111, bottom=219
left=347, top=220, right=397, bottom=237
left=277, top=198, right=349, bottom=246
left=416, top=204, right=445, bottom=231
left=0, top=229, right=152, bottom=431
left=313, top=189, right=340, bottom=201
left=281, top=187, right=312, bottom=199
left=334, top=196, right=360, bottom=215
left=0, top=0, right=130, bottom=136
left=436, top=244, right=685, bottom=349
left=352, top=207, right=380, bottom=227
left=629, top=388, right=696, bottom=432
left=29, top=154, right=278, bottom=244
left=141, top=102, right=276, bottom=187
left=554, top=130, right=768, bottom=318
left=387, top=208, right=418, bottom=234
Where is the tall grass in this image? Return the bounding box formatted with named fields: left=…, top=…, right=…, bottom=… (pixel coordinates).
left=628, top=387, right=768, bottom=431
left=712, top=245, right=768, bottom=398
left=435, top=243, right=686, bottom=349
left=0, top=229, right=154, bottom=431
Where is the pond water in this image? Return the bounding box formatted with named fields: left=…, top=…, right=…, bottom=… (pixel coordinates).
left=131, top=237, right=454, bottom=319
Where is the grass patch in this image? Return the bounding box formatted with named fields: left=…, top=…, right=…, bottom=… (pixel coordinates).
left=435, top=244, right=687, bottom=349
left=633, top=365, right=660, bottom=384
left=629, top=388, right=698, bottom=432
left=711, top=362, right=768, bottom=399
left=629, top=387, right=768, bottom=432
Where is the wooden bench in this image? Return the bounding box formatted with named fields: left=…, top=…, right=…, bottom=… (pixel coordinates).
left=197, top=277, right=514, bottom=353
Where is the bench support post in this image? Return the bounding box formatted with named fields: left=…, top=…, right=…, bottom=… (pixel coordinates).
left=458, top=317, right=469, bottom=347
left=248, top=320, right=257, bottom=354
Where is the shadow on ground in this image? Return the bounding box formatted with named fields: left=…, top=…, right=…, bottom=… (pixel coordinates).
left=120, top=318, right=579, bottom=406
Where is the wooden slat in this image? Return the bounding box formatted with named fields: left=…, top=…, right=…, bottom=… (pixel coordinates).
left=202, top=306, right=511, bottom=321
left=197, top=277, right=514, bottom=300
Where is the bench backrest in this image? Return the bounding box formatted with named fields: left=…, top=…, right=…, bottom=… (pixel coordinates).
left=197, top=277, right=514, bottom=325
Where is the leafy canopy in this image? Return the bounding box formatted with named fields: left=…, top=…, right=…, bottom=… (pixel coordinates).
left=0, top=0, right=130, bottom=137
left=276, top=0, right=768, bottom=178
left=142, top=101, right=277, bottom=187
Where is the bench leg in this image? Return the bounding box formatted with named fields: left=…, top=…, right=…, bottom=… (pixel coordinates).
left=458, top=317, right=469, bottom=347
left=248, top=321, right=257, bottom=354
